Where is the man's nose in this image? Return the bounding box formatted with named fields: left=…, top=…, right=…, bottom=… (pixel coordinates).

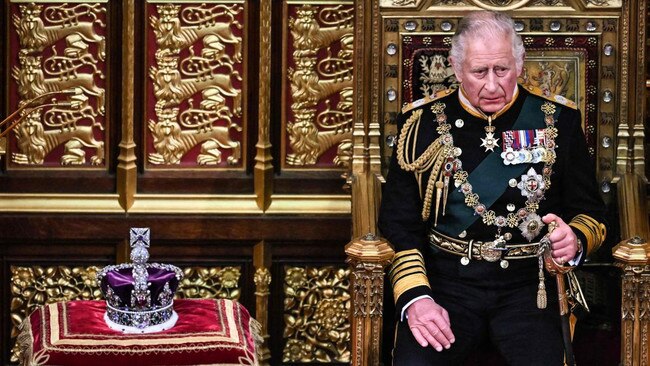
left=484, top=71, right=499, bottom=92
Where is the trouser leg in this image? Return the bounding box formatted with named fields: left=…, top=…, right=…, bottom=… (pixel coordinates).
left=488, top=279, right=564, bottom=366
left=392, top=276, right=488, bottom=366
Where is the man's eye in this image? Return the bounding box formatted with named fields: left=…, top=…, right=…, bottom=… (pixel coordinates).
left=473, top=70, right=487, bottom=78
left=495, top=67, right=509, bottom=77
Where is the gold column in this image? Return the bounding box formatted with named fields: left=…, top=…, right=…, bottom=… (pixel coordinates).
left=613, top=173, right=650, bottom=366
left=631, top=0, right=647, bottom=178
left=347, top=0, right=390, bottom=361
left=351, top=0, right=383, bottom=237
left=345, top=234, right=394, bottom=366
left=255, top=0, right=274, bottom=211
left=117, top=0, right=137, bottom=211
left=253, top=241, right=272, bottom=365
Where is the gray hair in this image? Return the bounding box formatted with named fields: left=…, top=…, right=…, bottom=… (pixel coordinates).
left=449, top=11, right=525, bottom=72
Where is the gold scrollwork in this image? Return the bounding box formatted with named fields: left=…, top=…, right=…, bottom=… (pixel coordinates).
left=391, top=0, right=418, bottom=6
left=148, top=4, right=243, bottom=166
left=176, top=266, right=241, bottom=300
left=283, top=266, right=351, bottom=362
left=428, top=0, right=466, bottom=5
left=286, top=5, right=354, bottom=167
left=586, top=0, right=610, bottom=5
left=9, top=265, right=102, bottom=363
left=529, top=0, right=567, bottom=5
left=467, top=0, right=532, bottom=11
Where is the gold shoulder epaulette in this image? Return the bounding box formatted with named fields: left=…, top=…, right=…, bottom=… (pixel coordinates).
left=402, top=88, right=454, bottom=114
left=524, top=85, right=577, bottom=109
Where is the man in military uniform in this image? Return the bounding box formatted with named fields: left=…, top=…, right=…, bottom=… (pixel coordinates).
left=378, top=10, right=608, bottom=365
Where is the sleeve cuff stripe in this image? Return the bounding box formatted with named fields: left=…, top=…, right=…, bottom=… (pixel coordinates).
left=393, top=273, right=430, bottom=301
left=389, top=257, right=425, bottom=276
left=390, top=266, right=427, bottom=287
left=570, top=214, right=607, bottom=254
left=393, top=249, right=424, bottom=261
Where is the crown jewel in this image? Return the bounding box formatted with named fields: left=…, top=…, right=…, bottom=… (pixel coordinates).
left=97, top=228, right=183, bottom=333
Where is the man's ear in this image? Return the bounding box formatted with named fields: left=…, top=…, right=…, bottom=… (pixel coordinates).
left=449, top=56, right=462, bottom=82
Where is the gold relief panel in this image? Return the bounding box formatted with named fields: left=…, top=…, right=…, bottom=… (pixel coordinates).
left=283, top=266, right=351, bottom=362
left=176, top=266, right=241, bottom=300
left=9, top=265, right=102, bottom=362
left=8, top=1, right=108, bottom=169
left=145, top=1, right=246, bottom=170
left=282, top=2, right=355, bottom=169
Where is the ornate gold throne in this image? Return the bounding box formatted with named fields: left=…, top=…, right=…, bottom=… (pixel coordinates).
left=346, top=2, right=650, bottom=366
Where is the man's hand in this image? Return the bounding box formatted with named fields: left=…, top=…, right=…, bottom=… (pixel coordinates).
left=542, top=214, right=579, bottom=264
left=406, top=297, right=455, bottom=351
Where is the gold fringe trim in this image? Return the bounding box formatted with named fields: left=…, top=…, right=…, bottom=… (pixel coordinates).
left=16, top=311, right=50, bottom=366
left=249, top=317, right=263, bottom=366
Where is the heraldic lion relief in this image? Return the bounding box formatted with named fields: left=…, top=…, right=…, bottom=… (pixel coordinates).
left=13, top=110, right=104, bottom=166
left=150, top=52, right=241, bottom=117
left=13, top=54, right=106, bottom=116
left=148, top=107, right=241, bottom=166
left=13, top=3, right=106, bottom=61
left=150, top=4, right=243, bottom=63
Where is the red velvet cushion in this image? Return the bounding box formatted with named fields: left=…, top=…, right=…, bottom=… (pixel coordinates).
left=18, top=299, right=260, bottom=366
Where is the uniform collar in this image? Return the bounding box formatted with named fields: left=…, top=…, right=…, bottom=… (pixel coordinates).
left=458, top=84, right=520, bottom=121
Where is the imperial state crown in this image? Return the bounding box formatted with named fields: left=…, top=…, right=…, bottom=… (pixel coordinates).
left=96, top=228, right=183, bottom=333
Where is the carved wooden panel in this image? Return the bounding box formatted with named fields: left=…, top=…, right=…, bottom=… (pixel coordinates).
left=177, top=266, right=242, bottom=300
left=7, top=1, right=108, bottom=169
left=282, top=265, right=351, bottom=363
left=282, top=2, right=354, bottom=169
left=145, top=1, right=246, bottom=170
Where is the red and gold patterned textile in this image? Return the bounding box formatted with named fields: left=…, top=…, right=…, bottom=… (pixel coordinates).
left=17, top=299, right=261, bottom=366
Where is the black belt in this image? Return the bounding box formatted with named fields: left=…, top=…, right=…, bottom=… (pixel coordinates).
left=429, top=229, right=541, bottom=267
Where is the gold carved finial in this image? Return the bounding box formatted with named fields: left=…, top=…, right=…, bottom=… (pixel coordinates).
left=613, top=236, right=650, bottom=265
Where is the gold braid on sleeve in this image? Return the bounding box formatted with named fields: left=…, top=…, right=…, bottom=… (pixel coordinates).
left=569, top=214, right=607, bottom=255
left=388, top=249, right=430, bottom=304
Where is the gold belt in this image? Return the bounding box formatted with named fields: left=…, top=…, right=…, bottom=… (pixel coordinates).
left=429, top=229, right=541, bottom=265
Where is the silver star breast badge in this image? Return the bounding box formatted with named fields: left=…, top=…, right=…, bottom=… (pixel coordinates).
left=480, top=132, right=500, bottom=152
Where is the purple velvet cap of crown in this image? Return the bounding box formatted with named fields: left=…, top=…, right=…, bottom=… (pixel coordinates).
left=100, top=267, right=179, bottom=308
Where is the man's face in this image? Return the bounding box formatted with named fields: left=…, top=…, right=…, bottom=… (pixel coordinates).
left=452, top=34, right=522, bottom=113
